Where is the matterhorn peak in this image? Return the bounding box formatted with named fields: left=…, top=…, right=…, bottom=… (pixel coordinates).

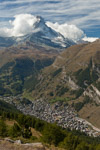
left=33, top=16, right=46, bottom=30
left=36, top=16, right=45, bottom=23
left=0, top=14, right=75, bottom=48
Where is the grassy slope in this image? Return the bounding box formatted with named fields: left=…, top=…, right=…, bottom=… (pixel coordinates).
left=29, top=40, right=100, bottom=128
left=0, top=43, right=58, bottom=96
left=31, top=40, right=100, bottom=99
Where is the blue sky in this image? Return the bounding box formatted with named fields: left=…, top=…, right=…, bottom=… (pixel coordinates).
left=0, top=0, right=100, bottom=37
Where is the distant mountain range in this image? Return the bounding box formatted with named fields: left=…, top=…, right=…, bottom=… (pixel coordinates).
left=0, top=16, right=75, bottom=49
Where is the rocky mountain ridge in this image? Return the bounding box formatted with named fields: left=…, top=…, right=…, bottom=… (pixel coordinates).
left=0, top=16, right=75, bottom=49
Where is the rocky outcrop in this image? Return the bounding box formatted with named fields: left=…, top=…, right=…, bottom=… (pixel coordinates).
left=0, top=140, right=46, bottom=150
left=84, top=85, right=100, bottom=104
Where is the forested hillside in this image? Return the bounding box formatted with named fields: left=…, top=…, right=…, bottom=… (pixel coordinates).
left=0, top=100, right=100, bottom=150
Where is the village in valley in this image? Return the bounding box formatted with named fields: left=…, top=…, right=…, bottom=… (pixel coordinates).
left=0, top=95, right=100, bottom=137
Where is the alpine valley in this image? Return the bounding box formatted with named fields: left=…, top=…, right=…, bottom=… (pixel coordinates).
left=0, top=15, right=100, bottom=150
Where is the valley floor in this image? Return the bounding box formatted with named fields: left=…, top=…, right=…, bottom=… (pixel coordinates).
left=1, top=95, right=100, bottom=137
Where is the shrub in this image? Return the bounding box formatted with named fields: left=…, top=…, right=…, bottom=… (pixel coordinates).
left=42, top=124, right=66, bottom=146
left=0, top=119, right=7, bottom=137
left=9, top=123, right=21, bottom=137
left=52, top=68, right=62, bottom=77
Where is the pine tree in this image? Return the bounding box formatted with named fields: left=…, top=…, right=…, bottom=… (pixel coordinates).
left=0, top=119, right=7, bottom=137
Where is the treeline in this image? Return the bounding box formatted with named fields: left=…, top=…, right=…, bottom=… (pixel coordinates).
left=0, top=100, right=100, bottom=150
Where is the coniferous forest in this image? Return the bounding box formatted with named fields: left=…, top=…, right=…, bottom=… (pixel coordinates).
left=0, top=99, right=100, bottom=150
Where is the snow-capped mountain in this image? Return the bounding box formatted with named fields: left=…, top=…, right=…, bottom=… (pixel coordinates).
left=0, top=16, right=75, bottom=49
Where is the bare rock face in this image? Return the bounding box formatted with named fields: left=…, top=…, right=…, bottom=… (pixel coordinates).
left=84, top=84, right=100, bottom=105
left=68, top=76, right=79, bottom=90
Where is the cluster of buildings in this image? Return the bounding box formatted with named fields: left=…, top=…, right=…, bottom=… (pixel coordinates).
left=0, top=96, right=99, bottom=137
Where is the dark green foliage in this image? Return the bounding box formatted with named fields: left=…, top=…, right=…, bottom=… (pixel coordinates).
left=0, top=57, right=54, bottom=96
left=74, top=89, right=84, bottom=99
left=74, top=69, right=83, bottom=77
left=50, top=97, right=69, bottom=104
left=73, top=102, right=85, bottom=112
left=0, top=87, right=12, bottom=96
left=58, top=87, right=69, bottom=96
left=17, top=114, right=26, bottom=126
left=60, top=133, right=80, bottom=150
left=35, top=119, right=45, bottom=132
left=0, top=100, right=100, bottom=149
left=0, top=87, right=6, bottom=95
left=42, top=124, right=66, bottom=146
left=94, top=82, right=100, bottom=91
left=9, top=123, right=21, bottom=137
left=49, top=91, right=54, bottom=96
left=76, top=67, right=91, bottom=87
left=96, top=144, right=100, bottom=150
left=34, top=59, right=53, bottom=70
left=24, top=74, right=39, bottom=91
left=34, top=59, right=43, bottom=70
left=75, top=60, right=99, bottom=88
left=9, top=122, right=32, bottom=138
left=0, top=119, right=7, bottom=137
left=91, top=70, right=98, bottom=82
left=40, top=58, right=54, bottom=68
left=0, top=100, right=20, bottom=115
left=0, top=62, right=15, bottom=74
left=12, top=58, right=53, bottom=79
left=12, top=58, right=34, bottom=79
left=56, top=85, right=61, bottom=91
left=22, top=128, right=32, bottom=139
left=73, top=96, right=92, bottom=111
left=52, top=68, right=62, bottom=77
left=75, top=142, right=90, bottom=150
left=11, top=83, right=23, bottom=95
left=4, top=88, right=12, bottom=96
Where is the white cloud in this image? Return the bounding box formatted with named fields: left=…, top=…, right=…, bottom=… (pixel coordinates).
left=10, top=14, right=39, bottom=37
left=0, top=13, right=99, bottom=44
left=0, top=14, right=41, bottom=37
left=82, top=37, right=98, bottom=42
left=46, top=22, right=85, bottom=42
left=0, top=28, right=11, bottom=37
